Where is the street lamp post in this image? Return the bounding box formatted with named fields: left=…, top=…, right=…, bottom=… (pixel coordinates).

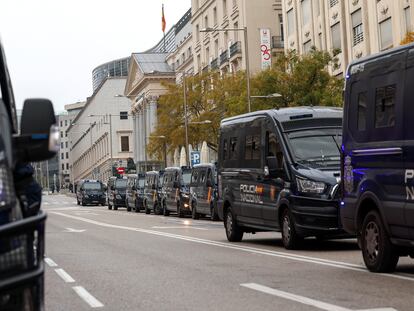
left=200, top=27, right=251, bottom=112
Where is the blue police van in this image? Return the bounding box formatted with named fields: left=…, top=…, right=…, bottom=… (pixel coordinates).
left=217, top=107, right=345, bottom=249
left=342, top=43, right=414, bottom=272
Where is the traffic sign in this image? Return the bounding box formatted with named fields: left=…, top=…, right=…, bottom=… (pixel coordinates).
left=191, top=151, right=201, bottom=167
left=117, top=167, right=125, bottom=175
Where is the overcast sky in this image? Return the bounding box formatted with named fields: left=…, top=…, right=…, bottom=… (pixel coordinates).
left=0, top=0, right=190, bottom=113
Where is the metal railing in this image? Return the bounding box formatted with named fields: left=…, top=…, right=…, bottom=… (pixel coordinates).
left=210, top=58, right=218, bottom=70
left=229, top=41, right=242, bottom=58
left=220, top=50, right=229, bottom=65
left=272, top=36, right=284, bottom=49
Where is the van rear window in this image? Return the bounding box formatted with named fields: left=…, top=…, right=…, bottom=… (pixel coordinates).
left=229, top=137, right=238, bottom=160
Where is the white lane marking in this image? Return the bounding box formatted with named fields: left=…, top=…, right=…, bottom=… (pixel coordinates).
left=64, top=227, right=86, bottom=233
left=54, top=268, right=75, bottom=283
left=50, top=212, right=414, bottom=283
left=73, top=286, right=104, bottom=308
left=43, top=202, right=50, bottom=205
left=44, top=257, right=58, bottom=267
left=75, top=212, right=99, bottom=216
left=151, top=226, right=208, bottom=231
left=240, top=283, right=397, bottom=311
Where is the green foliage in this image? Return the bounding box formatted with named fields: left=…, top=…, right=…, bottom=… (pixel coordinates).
left=147, top=49, right=344, bottom=159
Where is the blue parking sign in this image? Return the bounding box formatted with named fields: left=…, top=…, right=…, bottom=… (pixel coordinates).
left=191, top=151, right=201, bottom=166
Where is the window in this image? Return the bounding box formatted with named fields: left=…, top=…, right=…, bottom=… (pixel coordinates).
left=61, top=153, right=64, bottom=160
left=287, top=9, right=295, bottom=36
left=65, top=131, right=67, bottom=137
left=66, top=152, right=69, bottom=159
left=62, top=164, right=64, bottom=170
left=65, top=142, right=68, bottom=148
left=245, top=135, right=261, bottom=160
left=279, top=14, right=284, bottom=42
left=121, top=136, right=129, bottom=152
left=66, top=163, right=69, bottom=170
left=223, top=139, right=228, bottom=160
left=61, top=142, right=64, bottom=148
left=213, top=7, right=217, bottom=25
left=60, top=121, right=63, bottom=127
left=301, top=0, right=311, bottom=26
left=331, top=22, right=341, bottom=51
left=266, top=131, right=284, bottom=173
left=229, top=137, right=238, bottom=160
left=60, top=131, right=63, bottom=138
left=200, top=170, right=206, bottom=183
left=379, top=18, right=393, bottom=50
left=405, top=7, right=411, bottom=33
left=120, top=111, right=128, bottom=120
left=357, top=92, right=367, bottom=131
left=352, top=9, right=363, bottom=46
left=65, top=120, right=68, bottom=126
left=223, top=0, right=227, bottom=16
left=375, top=85, right=396, bottom=128
left=329, top=0, right=338, bottom=8
left=303, top=40, right=313, bottom=53
left=191, top=170, right=199, bottom=184
left=196, top=24, right=200, bottom=41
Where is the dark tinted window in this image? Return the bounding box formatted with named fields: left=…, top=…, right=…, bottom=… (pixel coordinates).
left=115, top=179, right=127, bottom=188
left=200, top=170, right=206, bottom=184
left=375, top=85, right=396, bottom=128
left=229, top=137, right=238, bottom=160
left=223, top=139, right=228, bottom=160
left=357, top=92, right=367, bottom=131
left=245, top=135, right=261, bottom=160
left=191, top=169, right=200, bottom=184
left=84, top=182, right=102, bottom=190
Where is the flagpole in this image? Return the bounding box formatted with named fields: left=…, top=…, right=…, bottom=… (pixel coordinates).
left=162, top=3, right=166, bottom=52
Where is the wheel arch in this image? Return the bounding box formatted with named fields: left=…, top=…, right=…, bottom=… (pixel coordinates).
left=355, top=191, right=390, bottom=235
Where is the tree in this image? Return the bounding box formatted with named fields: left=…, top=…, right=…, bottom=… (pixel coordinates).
left=401, top=31, right=414, bottom=45
left=251, top=49, right=343, bottom=108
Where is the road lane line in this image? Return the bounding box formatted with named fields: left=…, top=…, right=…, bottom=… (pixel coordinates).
left=55, top=268, right=75, bottom=283
left=50, top=211, right=414, bottom=283
left=240, top=283, right=397, bottom=311
left=44, top=257, right=58, bottom=267
left=73, top=286, right=104, bottom=308
left=241, top=283, right=351, bottom=311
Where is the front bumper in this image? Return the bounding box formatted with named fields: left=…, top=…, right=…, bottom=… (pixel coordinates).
left=83, top=196, right=106, bottom=205
left=290, top=196, right=349, bottom=237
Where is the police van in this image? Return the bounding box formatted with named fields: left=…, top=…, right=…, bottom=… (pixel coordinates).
left=218, top=107, right=344, bottom=249
left=342, top=43, right=414, bottom=272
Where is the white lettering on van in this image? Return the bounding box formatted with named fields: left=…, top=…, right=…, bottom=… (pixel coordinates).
left=240, top=184, right=264, bottom=204
left=405, top=170, right=414, bottom=200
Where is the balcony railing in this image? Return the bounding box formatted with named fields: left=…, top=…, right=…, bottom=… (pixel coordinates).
left=272, top=36, right=284, bottom=49
left=220, top=50, right=229, bottom=65
left=210, top=58, right=219, bottom=70
left=229, top=41, right=242, bottom=58
left=202, top=65, right=209, bottom=73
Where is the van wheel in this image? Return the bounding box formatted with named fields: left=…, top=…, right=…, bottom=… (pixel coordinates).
left=144, top=202, right=150, bottom=214
left=82, top=201, right=86, bottom=206
left=77, top=199, right=80, bottom=205
left=361, top=210, right=399, bottom=272
left=134, top=202, right=140, bottom=213
left=224, top=207, right=243, bottom=242
left=126, top=200, right=131, bottom=212
left=281, top=208, right=302, bottom=250
left=113, top=204, right=118, bottom=210
left=108, top=203, right=112, bottom=210
left=210, top=204, right=219, bottom=221
left=192, top=203, right=199, bottom=220
left=163, top=202, right=170, bottom=216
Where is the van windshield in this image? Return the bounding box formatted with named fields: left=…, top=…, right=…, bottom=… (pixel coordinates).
left=138, top=178, right=145, bottom=187
left=115, top=179, right=127, bottom=189
left=182, top=172, right=192, bottom=185
left=83, top=182, right=102, bottom=190
left=287, top=128, right=341, bottom=168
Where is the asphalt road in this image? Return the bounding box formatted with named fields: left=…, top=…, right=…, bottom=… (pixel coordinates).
left=42, top=194, right=414, bottom=311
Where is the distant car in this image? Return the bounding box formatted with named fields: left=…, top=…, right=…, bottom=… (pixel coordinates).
left=126, top=174, right=137, bottom=212
left=76, top=179, right=106, bottom=206
left=161, top=167, right=192, bottom=217
left=108, top=177, right=127, bottom=210
left=144, top=171, right=164, bottom=215
left=189, top=163, right=219, bottom=220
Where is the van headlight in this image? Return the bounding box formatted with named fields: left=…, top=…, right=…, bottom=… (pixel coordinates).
left=296, top=178, right=326, bottom=194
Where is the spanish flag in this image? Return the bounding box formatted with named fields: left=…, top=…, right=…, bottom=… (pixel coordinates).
left=162, top=4, right=166, bottom=33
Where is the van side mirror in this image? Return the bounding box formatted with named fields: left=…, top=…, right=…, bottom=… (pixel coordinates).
left=266, top=156, right=279, bottom=177
left=14, top=99, right=58, bottom=162
left=173, top=181, right=180, bottom=188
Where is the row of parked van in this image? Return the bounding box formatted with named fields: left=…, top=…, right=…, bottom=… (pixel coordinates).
left=104, top=164, right=219, bottom=220
left=77, top=45, right=414, bottom=273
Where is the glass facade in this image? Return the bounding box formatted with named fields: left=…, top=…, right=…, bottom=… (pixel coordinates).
left=92, top=57, right=131, bottom=92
